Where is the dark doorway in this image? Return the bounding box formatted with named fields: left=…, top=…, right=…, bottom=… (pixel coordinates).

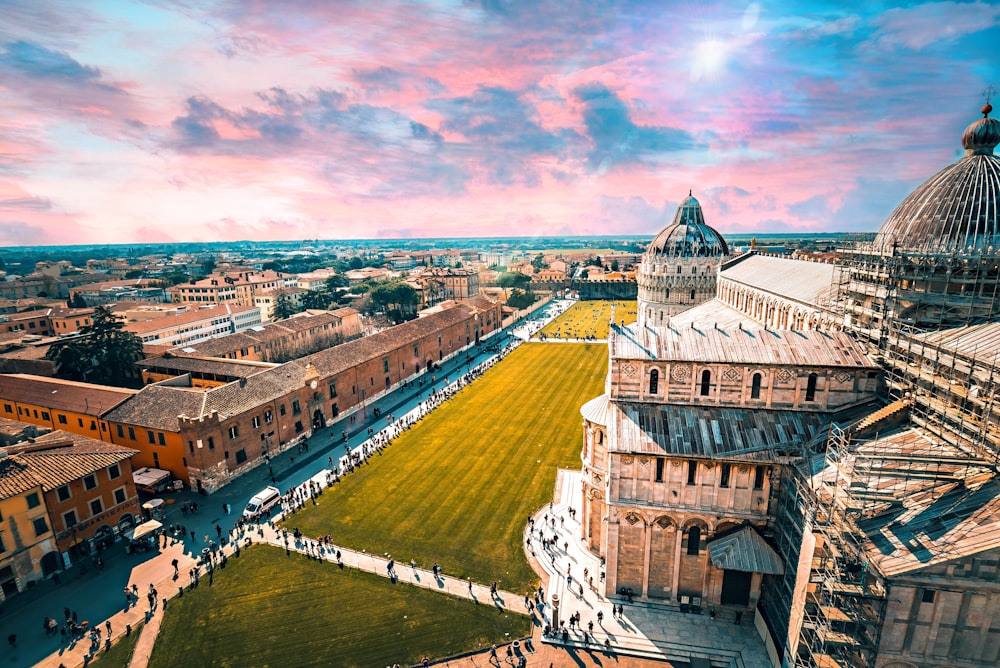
left=721, top=570, right=752, bottom=606
left=0, top=565, right=16, bottom=597
left=312, top=409, right=324, bottom=429
left=41, top=551, right=61, bottom=576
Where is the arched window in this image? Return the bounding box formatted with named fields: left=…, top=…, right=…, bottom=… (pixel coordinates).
left=665, top=288, right=670, bottom=298
left=649, top=369, right=659, bottom=394
left=806, top=373, right=818, bottom=401
left=690, top=289, right=696, bottom=300
left=597, top=430, right=604, bottom=445
left=686, top=526, right=701, bottom=555
left=751, top=373, right=762, bottom=399
left=700, top=370, right=711, bottom=396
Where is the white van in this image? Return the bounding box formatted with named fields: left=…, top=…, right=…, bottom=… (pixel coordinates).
left=243, top=485, right=281, bottom=518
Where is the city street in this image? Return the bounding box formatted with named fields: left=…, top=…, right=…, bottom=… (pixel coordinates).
left=0, top=299, right=571, bottom=668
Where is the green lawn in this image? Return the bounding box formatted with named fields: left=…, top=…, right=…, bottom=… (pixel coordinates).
left=149, top=547, right=529, bottom=668
left=286, top=342, right=607, bottom=591
left=535, top=300, right=637, bottom=340
left=92, top=623, right=142, bottom=668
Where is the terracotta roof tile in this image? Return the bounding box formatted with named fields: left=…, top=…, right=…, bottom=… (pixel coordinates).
left=0, top=374, right=137, bottom=416
left=102, top=385, right=208, bottom=431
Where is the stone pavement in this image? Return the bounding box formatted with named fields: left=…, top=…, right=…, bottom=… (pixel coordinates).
left=258, top=522, right=533, bottom=617
left=526, top=469, right=773, bottom=668
left=32, top=538, right=206, bottom=668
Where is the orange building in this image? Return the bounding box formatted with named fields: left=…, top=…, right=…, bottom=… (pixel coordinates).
left=8, top=431, right=140, bottom=562
left=0, top=375, right=136, bottom=440
left=0, top=297, right=502, bottom=493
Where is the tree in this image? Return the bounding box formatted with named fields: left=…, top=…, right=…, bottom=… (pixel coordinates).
left=124, top=269, right=144, bottom=279
left=531, top=253, right=545, bottom=271
left=272, top=292, right=297, bottom=320
left=348, top=256, right=364, bottom=270
left=370, top=281, right=418, bottom=324
left=497, top=271, right=531, bottom=298
left=201, top=258, right=217, bottom=275
left=301, top=290, right=330, bottom=311
left=610, top=259, right=619, bottom=272
left=507, top=288, right=536, bottom=310
left=159, top=271, right=190, bottom=287
left=69, top=293, right=88, bottom=308
left=45, top=305, right=144, bottom=387
left=325, top=274, right=348, bottom=291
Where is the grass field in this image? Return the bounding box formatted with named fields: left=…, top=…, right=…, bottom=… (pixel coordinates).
left=149, top=547, right=529, bottom=668
left=286, top=342, right=607, bottom=592
left=534, top=300, right=637, bottom=340
left=92, top=624, right=142, bottom=667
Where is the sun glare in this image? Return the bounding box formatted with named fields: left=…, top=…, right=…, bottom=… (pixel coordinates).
left=691, top=38, right=730, bottom=81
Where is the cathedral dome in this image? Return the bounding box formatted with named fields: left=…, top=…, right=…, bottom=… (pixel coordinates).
left=874, top=104, right=1000, bottom=254
left=646, top=193, right=729, bottom=257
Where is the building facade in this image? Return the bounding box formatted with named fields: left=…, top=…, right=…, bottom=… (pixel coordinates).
left=575, top=105, right=1000, bottom=668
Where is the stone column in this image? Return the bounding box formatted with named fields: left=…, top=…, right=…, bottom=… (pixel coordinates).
left=604, top=521, right=620, bottom=595
left=671, top=527, right=683, bottom=600
left=641, top=520, right=652, bottom=598
left=748, top=571, right=764, bottom=608
left=551, top=593, right=561, bottom=630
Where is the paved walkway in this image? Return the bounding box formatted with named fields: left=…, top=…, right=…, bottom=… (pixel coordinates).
left=524, top=469, right=772, bottom=668
left=33, top=538, right=205, bottom=668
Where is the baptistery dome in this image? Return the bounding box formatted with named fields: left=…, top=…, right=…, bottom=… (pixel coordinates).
left=874, top=104, right=1000, bottom=253
left=637, top=192, right=730, bottom=327
left=646, top=194, right=730, bottom=257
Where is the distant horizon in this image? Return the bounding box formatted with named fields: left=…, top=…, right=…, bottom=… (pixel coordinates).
left=2, top=1, right=997, bottom=246
left=0, top=231, right=857, bottom=256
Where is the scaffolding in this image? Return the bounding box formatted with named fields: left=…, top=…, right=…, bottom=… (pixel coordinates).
left=830, top=239, right=1000, bottom=356
left=792, top=425, right=886, bottom=668
left=880, top=320, right=1000, bottom=467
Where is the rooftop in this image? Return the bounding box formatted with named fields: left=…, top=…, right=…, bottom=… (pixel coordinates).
left=601, top=395, right=829, bottom=459
left=812, top=426, right=1000, bottom=577
left=611, top=323, right=876, bottom=368
left=719, top=253, right=837, bottom=306
left=0, top=430, right=137, bottom=498
left=0, top=374, right=137, bottom=416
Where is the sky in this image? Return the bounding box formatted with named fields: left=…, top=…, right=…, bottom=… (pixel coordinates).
left=0, top=1, right=998, bottom=246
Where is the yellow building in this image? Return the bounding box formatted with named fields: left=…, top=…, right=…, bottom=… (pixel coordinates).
left=0, top=374, right=136, bottom=442
left=0, top=453, right=57, bottom=601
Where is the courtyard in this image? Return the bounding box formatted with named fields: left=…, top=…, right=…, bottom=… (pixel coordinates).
left=534, top=300, right=637, bottom=340
left=285, top=341, right=608, bottom=591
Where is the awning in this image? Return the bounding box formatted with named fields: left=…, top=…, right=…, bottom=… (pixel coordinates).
left=708, top=525, right=784, bottom=575
left=128, top=520, right=162, bottom=542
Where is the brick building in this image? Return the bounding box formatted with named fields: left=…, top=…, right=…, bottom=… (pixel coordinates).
left=0, top=297, right=501, bottom=493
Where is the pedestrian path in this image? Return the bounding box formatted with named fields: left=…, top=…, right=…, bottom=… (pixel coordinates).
left=34, top=540, right=204, bottom=668
left=256, top=524, right=533, bottom=617
left=526, top=469, right=772, bottom=668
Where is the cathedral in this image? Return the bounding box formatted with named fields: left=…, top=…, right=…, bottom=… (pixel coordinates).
left=578, top=102, right=1000, bottom=668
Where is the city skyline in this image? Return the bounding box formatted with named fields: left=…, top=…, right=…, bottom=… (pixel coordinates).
left=1, top=0, right=998, bottom=247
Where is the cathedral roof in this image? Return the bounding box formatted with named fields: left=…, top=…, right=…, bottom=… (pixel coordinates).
left=810, top=426, right=1000, bottom=577
left=645, top=193, right=729, bottom=258
left=667, top=299, right=760, bottom=330
left=607, top=401, right=826, bottom=458
left=719, top=254, right=837, bottom=306
left=611, top=324, right=875, bottom=369
left=873, top=104, right=1000, bottom=254
left=708, top=526, right=784, bottom=575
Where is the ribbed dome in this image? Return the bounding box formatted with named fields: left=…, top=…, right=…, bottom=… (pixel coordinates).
left=646, top=193, right=729, bottom=257
left=874, top=105, right=1000, bottom=253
